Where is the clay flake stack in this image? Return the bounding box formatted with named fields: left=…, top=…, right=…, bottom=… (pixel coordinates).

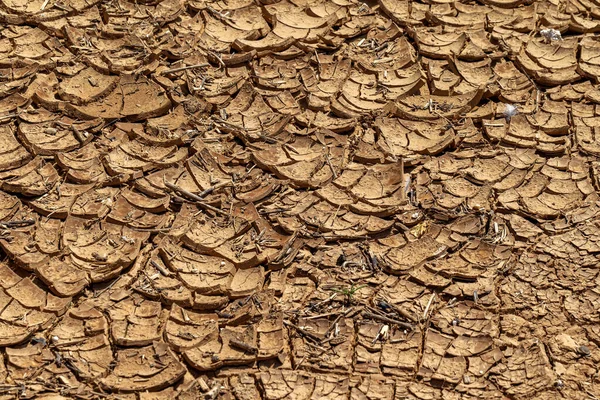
left=0, top=0, right=600, bottom=399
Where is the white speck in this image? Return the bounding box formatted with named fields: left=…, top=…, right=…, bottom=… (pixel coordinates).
left=51, top=335, right=59, bottom=343
left=502, top=104, right=518, bottom=121
left=540, top=28, right=562, bottom=42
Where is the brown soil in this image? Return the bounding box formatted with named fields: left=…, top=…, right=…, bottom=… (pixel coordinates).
left=0, top=0, right=599, bottom=399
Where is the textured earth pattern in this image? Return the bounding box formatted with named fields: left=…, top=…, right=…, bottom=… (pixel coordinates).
left=1, top=0, right=600, bottom=399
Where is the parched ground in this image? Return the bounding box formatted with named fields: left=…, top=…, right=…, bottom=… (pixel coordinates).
left=0, top=0, right=600, bottom=399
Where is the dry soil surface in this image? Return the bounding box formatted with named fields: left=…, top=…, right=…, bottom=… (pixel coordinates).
left=0, top=0, right=600, bottom=399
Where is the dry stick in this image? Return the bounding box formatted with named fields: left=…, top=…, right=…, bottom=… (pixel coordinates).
left=198, top=180, right=231, bottom=198
left=71, top=126, right=86, bottom=143
left=323, top=312, right=346, bottom=338
left=0, top=112, right=20, bottom=121
left=423, top=293, right=436, bottom=320
left=208, top=51, right=226, bottom=69
left=0, top=219, right=35, bottom=228
left=376, top=298, right=417, bottom=323
left=283, top=320, right=322, bottom=342
left=160, top=63, right=210, bottom=75
left=164, top=182, right=227, bottom=216
left=198, top=377, right=210, bottom=392
left=150, top=259, right=171, bottom=277
left=362, top=311, right=414, bottom=331
left=325, top=152, right=338, bottom=178
left=483, top=123, right=505, bottom=127
left=274, top=231, right=298, bottom=262
left=308, top=293, right=337, bottom=310
left=204, top=383, right=223, bottom=400
left=229, top=339, right=258, bottom=354
left=93, top=276, right=120, bottom=298
left=304, top=310, right=342, bottom=320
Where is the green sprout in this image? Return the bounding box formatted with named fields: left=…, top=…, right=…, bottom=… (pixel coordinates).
left=331, top=283, right=367, bottom=305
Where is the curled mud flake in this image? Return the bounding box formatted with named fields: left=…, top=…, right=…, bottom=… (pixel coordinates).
left=229, top=373, right=260, bottom=400
left=47, top=302, right=112, bottom=380
left=380, top=327, right=422, bottom=377
left=107, top=295, right=163, bottom=346
left=58, top=67, right=118, bottom=105
left=0, top=218, right=49, bottom=271
left=0, top=268, right=69, bottom=346
left=383, top=236, right=447, bottom=274
left=413, top=28, right=468, bottom=59
left=0, top=125, right=31, bottom=172
left=0, top=0, right=600, bottom=395
left=228, top=267, right=265, bottom=298
left=417, top=330, right=468, bottom=384
left=100, top=342, right=186, bottom=392
left=350, top=375, right=396, bottom=400
left=517, top=38, right=580, bottom=85
left=106, top=191, right=170, bottom=231
left=56, top=144, right=108, bottom=185
left=159, top=238, right=235, bottom=296
left=489, top=339, right=556, bottom=397
left=4, top=342, right=56, bottom=383
left=290, top=317, right=354, bottom=373
left=133, top=250, right=193, bottom=307
left=165, top=304, right=218, bottom=352
left=33, top=184, right=90, bottom=220
left=0, top=157, right=59, bottom=197
left=68, top=75, right=171, bottom=121
left=259, top=370, right=317, bottom=400
left=57, top=216, right=147, bottom=289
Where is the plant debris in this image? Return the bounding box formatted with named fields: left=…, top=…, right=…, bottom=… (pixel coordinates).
left=0, top=0, right=599, bottom=399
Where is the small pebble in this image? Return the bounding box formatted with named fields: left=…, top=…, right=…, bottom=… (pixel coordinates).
left=577, top=345, right=591, bottom=357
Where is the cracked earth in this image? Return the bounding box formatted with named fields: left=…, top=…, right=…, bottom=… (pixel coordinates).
left=0, top=0, right=600, bottom=399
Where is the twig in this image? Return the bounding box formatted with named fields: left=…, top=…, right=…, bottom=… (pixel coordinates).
left=207, top=6, right=232, bottom=20
left=72, top=126, right=86, bottom=143
left=323, top=312, right=345, bottom=338
left=164, top=181, right=227, bottom=216
left=308, top=293, right=337, bottom=310
left=362, top=311, right=414, bottom=331
left=325, top=152, right=338, bottom=178
left=198, top=377, right=210, bottom=392
left=0, top=219, right=35, bottom=228
left=423, top=293, right=436, bottom=320
left=283, top=320, right=322, bottom=341
left=304, top=310, right=342, bottom=320
left=93, top=276, right=120, bottom=298
left=207, top=51, right=226, bottom=69
left=204, top=383, right=223, bottom=400
left=483, top=123, right=505, bottom=127
left=229, top=339, right=257, bottom=353
left=0, top=113, right=19, bottom=122
left=150, top=260, right=171, bottom=277
left=377, top=299, right=417, bottom=323
left=160, top=63, right=210, bottom=75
